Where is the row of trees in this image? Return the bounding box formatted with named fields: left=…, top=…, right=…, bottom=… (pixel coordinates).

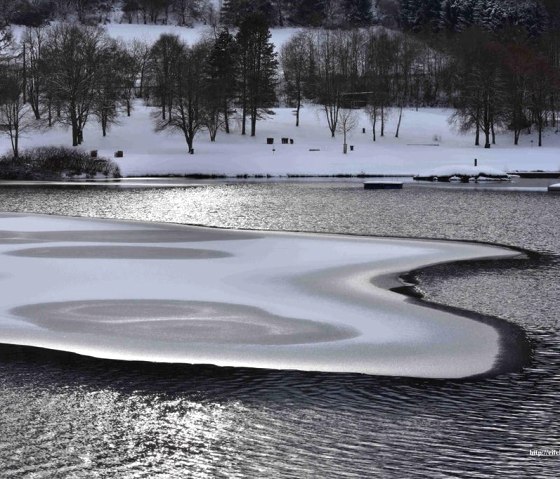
left=221, top=0, right=374, bottom=28
left=0, top=15, right=278, bottom=157
left=144, top=15, right=276, bottom=152
left=281, top=29, right=449, bottom=141
left=2, top=0, right=380, bottom=28
left=1, top=13, right=560, bottom=158
left=0, top=0, right=118, bottom=26
left=401, top=0, right=555, bottom=36
left=280, top=24, right=560, bottom=148
left=121, top=0, right=214, bottom=26
left=448, top=27, right=560, bottom=147
left=0, top=24, right=138, bottom=155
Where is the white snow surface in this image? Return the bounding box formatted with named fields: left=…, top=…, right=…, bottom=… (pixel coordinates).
left=105, top=23, right=303, bottom=52
left=0, top=213, right=520, bottom=378
left=421, top=165, right=509, bottom=177
left=3, top=102, right=560, bottom=177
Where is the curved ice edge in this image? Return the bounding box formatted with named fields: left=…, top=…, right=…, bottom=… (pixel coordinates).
left=0, top=211, right=533, bottom=379
left=373, top=255, right=533, bottom=380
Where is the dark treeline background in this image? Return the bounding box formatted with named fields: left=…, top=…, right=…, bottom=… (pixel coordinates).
left=0, top=0, right=560, bottom=158
left=0, top=0, right=557, bottom=31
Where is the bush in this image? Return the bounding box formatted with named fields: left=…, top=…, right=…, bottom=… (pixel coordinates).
left=0, top=146, right=121, bottom=180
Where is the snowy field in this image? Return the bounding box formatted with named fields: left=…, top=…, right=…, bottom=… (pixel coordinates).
left=3, top=101, right=560, bottom=177
left=0, top=213, right=522, bottom=378
left=5, top=23, right=560, bottom=176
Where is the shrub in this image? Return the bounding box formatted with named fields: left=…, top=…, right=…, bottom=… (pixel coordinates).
left=0, top=146, right=121, bottom=180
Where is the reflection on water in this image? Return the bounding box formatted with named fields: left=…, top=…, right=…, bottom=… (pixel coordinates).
left=0, top=182, right=559, bottom=477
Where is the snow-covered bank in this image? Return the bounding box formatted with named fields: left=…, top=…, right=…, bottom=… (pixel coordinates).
left=4, top=104, right=560, bottom=177
left=0, top=213, right=524, bottom=378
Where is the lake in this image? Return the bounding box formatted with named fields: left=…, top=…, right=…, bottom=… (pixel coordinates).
left=0, top=180, right=558, bottom=478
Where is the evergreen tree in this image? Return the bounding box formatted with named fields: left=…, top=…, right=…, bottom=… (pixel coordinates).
left=205, top=28, right=237, bottom=136
left=235, top=13, right=278, bottom=136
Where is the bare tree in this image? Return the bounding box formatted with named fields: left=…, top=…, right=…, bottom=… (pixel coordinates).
left=280, top=31, right=310, bottom=127
left=153, top=40, right=207, bottom=154
left=22, top=27, right=47, bottom=120
left=41, top=24, right=114, bottom=146
left=148, top=34, right=185, bottom=120
left=337, top=108, right=358, bottom=154
left=129, top=40, right=151, bottom=99
left=0, top=67, right=35, bottom=159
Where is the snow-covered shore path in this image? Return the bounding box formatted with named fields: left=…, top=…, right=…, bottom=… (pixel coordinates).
left=0, top=213, right=525, bottom=378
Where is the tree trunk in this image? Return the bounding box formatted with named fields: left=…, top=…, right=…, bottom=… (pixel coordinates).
left=380, top=105, right=385, bottom=137
left=395, top=105, right=403, bottom=139
left=296, top=91, right=301, bottom=127
left=251, top=107, right=257, bottom=137
left=484, top=131, right=491, bottom=149
left=71, top=112, right=79, bottom=147
left=224, top=100, right=230, bottom=133
left=13, top=131, right=19, bottom=160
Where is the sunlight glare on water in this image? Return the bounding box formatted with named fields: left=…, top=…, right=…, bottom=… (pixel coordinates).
left=0, top=181, right=559, bottom=478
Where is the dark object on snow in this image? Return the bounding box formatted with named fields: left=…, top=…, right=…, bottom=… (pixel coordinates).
left=114, top=151, right=124, bottom=158
left=309, top=149, right=320, bottom=152
left=508, top=171, right=560, bottom=179
left=364, top=181, right=403, bottom=190
left=474, top=158, right=478, bottom=167
left=290, top=139, right=294, bottom=144
left=90, top=150, right=98, bottom=158
left=363, top=128, right=366, bottom=134
left=282, top=138, right=289, bottom=144
left=350, top=145, right=354, bottom=151
left=267, top=138, right=274, bottom=145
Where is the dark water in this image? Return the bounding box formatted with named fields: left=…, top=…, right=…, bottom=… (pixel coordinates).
left=0, top=182, right=559, bottom=478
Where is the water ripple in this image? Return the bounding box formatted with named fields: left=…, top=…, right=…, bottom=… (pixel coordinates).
left=0, top=182, right=559, bottom=477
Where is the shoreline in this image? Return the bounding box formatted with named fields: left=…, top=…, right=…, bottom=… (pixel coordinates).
left=0, top=211, right=533, bottom=379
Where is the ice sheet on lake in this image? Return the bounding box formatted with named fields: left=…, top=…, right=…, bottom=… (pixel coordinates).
left=0, top=213, right=520, bottom=378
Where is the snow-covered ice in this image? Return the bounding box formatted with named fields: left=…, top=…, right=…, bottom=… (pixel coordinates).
left=420, top=165, right=509, bottom=178
left=0, top=213, right=523, bottom=378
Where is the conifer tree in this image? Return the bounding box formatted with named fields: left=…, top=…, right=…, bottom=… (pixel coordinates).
left=235, top=13, right=278, bottom=136
left=205, top=28, right=237, bottom=136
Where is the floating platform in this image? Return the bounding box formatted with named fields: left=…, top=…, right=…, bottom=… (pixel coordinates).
left=509, top=172, right=560, bottom=179
left=364, top=181, right=403, bottom=190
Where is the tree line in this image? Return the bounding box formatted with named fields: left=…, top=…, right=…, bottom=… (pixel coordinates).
left=0, top=15, right=278, bottom=158
left=1, top=5, right=560, bottom=159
